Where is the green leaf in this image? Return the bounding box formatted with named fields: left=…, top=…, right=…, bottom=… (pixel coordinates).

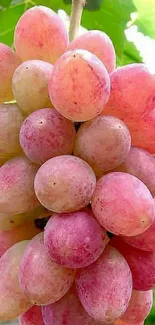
left=0, top=3, right=25, bottom=46
left=118, top=39, right=142, bottom=66
left=134, top=0, right=155, bottom=39
left=0, top=0, right=12, bottom=7
left=0, top=0, right=141, bottom=65
left=30, top=0, right=137, bottom=57
left=49, top=0, right=136, bottom=58
left=63, top=0, right=103, bottom=11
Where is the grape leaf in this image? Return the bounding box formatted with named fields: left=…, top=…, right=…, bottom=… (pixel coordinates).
left=0, top=0, right=141, bottom=65
left=0, top=0, right=12, bottom=7
left=46, top=0, right=137, bottom=58
left=118, top=40, right=142, bottom=66
left=133, top=0, right=155, bottom=39
left=63, top=0, right=103, bottom=11
left=0, top=2, right=25, bottom=46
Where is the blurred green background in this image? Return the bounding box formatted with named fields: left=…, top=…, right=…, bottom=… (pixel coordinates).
left=0, top=0, right=155, bottom=323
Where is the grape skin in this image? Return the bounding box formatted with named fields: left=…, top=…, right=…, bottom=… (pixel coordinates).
left=14, top=6, right=68, bottom=64
left=0, top=241, right=31, bottom=321
left=120, top=289, right=153, bottom=323
left=103, top=64, right=155, bottom=122
left=0, top=156, right=40, bottom=215
left=0, top=43, right=21, bottom=103
left=74, top=115, right=131, bottom=177
left=0, top=205, right=49, bottom=231
left=19, top=233, right=75, bottom=305
left=122, top=217, right=155, bottom=252
left=48, top=49, right=110, bottom=122
left=68, top=30, right=116, bottom=73
left=0, top=219, right=41, bottom=258
left=115, top=320, right=144, bottom=325
left=42, top=285, right=103, bottom=325
left=20, top=108, right=76, bottom=164
left=0, top=103, right=24, bottom=160
left=92, top=172, right=154, bottom=236
left=44, top=209, right=106, bottom=268
left=34, top=155, right=96, bottom=213
left=12, top=60, right=53, bottom=115
left=76, top=245, right=132, bottom=323
left=19, top=306, right=44, bottom=325
left=125, top=115, right=155, bottom=154
left=113, top=147, right=155, bottom=196
left=111, top=237, right=155, bottom=290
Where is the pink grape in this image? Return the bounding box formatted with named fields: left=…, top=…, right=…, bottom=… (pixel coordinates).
left=12, top=60, right=53, bottom=114
left=114, top=147, right=155, bottom=196
left=14, top=6, right=68, bottom=63
left=34, top=155, right=96, bottom=213
left=76, top=245, right=132, bottom=323
left=111, top=237, right=155, bottom=290
left=48, top=49, right=110, bottom=122
left=20, top=108, right=76, bottom=164
left=0, top=205, right=49, bottom=231
left=19, top=306, right=44, bottom=325
left=121, top=289, right=153, bottom=323
left=0, top=43, right=21, bottom=102
left=42, top=285, right=102, bottom=325
left=103, top=64, right=155, bottom=122
left=0, top=241, right=31, bottom=321
left=68, top=30, right=116, bottom=73
left=125, top=114, right=155, bottom=154
left=122, top=217, right=155, bottom=252
left=91, top=172, right=154, bottom=236
left=0, top=103, right=24, bottom=160
left=115, top=320, right=144, bottom=325
left=74, top=115, right=131, bottom=176
left=0, top=219, right=41, bottom=258
left=0, top=156, right=40, bottom=215
left=44, top=209, right=106, bottom=268
left=19, top=233, right=75, bottom=305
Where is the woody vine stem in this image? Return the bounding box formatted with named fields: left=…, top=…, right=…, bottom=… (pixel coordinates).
left=69, top=0, right=86, bottom=42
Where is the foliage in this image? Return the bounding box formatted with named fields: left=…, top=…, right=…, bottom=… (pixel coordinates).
left=0, top=0, right=146, bottom=65
left=0, top=0, right=154, bottom=64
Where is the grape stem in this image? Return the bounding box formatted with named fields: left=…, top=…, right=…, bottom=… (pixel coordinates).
left=69, top=0, right=85, bottom=42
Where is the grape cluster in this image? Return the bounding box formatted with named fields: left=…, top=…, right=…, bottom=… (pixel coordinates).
left=0, top=5, right=154, bottom=325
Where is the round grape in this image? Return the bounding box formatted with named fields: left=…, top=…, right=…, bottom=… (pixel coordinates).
left=20, top=108, right=76, bottom=164
left=92, top=172, right=154, bottom=236
left=34, top=155, right=96, bottom=213
left=76, top=245, right=132, bottom=323
left=74, top=115, right=131, bottom=176
left=68, top=30, right=116, bottom=73
left=49, top=49, right=110, bottom=121
left=44, top=209, right=106, bottom=268
left=12, top=60, right=53, bottom=114
left=14, top=6, right=68, bottom=63
left=103, top=64, right=155, bottom=122
left=19, top=233, right=75, bottom=305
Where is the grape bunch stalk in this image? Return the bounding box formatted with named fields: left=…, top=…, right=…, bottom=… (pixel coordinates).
left=0, top=0, right=155, bottom=324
